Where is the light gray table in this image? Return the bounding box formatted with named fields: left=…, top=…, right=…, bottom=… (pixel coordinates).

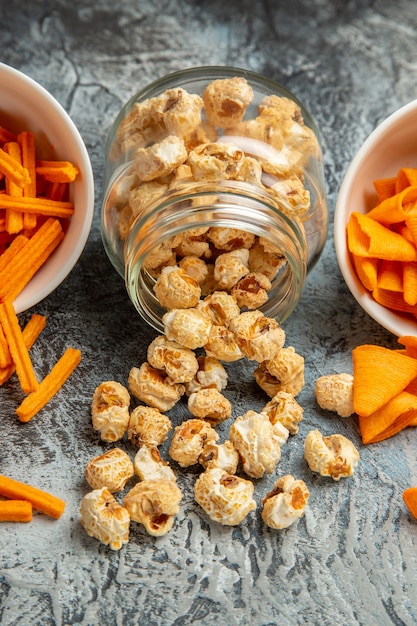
left=1, top=1, right=416, bottom=624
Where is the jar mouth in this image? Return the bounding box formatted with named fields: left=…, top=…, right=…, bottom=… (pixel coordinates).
left=124, top=186, right=308, bottom=332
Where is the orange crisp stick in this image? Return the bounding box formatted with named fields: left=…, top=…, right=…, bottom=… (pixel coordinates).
left=0, top=324, right=12, bottom=368
left=16, top=347, right=81, bottom=422
left=0, top=500, right=32, bottom=522
left=0, top=217, right=63, bottom=303
left=0, top=146, right=31, bottom=188
left=0, top=233, right=28, bottom=273
left=0, top=474, right=65, bottom=519
left=36, top=160, right=79, bottom=183
left=0, top=313, right=46, bottom=385
left=0, top=194, right=73, bottom=218
left=0, top=300, right=38, bottom=393
left=4, top=142, right=24, bottom=234
left=0, top=126, right=17, bottom=145
left=18, top=131, right=37, bottom=230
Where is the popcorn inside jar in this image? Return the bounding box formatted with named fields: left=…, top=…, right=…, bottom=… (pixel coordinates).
left=102, top=67, right=328, bottom=331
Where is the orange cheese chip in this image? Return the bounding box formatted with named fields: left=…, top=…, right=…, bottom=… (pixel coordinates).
left=352, top=344, right=417, bottom=417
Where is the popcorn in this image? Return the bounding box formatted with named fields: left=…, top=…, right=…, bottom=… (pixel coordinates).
left=188, top=388, right=232, bottom=425
left=163, top=307, right=212, bottom=350
left=197, top=290, right=240, bottom=327
left=128, top=362, right=185, bottom=412
left=261, top=390, right=304, bottom=434
left=133, top=445, right=177, bottom=483
left=229, top=310, right=286, bottom=362
left=188, top=142, right=245, bottom=182
left=248, top=239, right=286, bottom=281
left=169, top=418, right=219, bottom=467
left=304, top=430, right=360, bottom=480
left=204, top=324, right=244, bottom=362
left=80, top=487, right=130, bottom=550
left=185, top=355, right=228, bottom=395
left=91, top=381, right=131, bottom=443
left=153, top=265, right=201, bottom=310
left=213, top=248, right=250, bottom=290
left=127, top=405, right=172, bottom=448
left=202, top=77, right=254, bottom=128
left=147, top=335, right=199, bottom=383
left=315, top=373, right=354, bottom=418
left=135, top=135, right=188, bottom=182
left=199, top=441, right=239, bottom=474
left=261, top=474, right=310, bottom=529
left=229, top=410, right=283, bottom=479
left=124, top=479, right=182, bottom=537
left=231, top=272, right=272, bottom=310
left=178, top=255, right=209, bottom=284
left=85, top=448, right=134, bottom=493
left=207, top=227, right=255, bottom=251
left=262, top=346, right=305, bottom=395
left=194, top=468, right=256, bottom=525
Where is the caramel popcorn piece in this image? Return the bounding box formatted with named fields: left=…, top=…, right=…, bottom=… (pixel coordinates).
left=128, top=179, right=170, bottom=218
left=199, top=440, right=239, bottom=474
left=248, top=239, right=286, bottom=281
left=133, top=445, right=177, bottom=483
left=174, top=227, right=210, bottom=258
left=188, top=388, right=232, bottom=425
left=128, top=362, right=185, bottom=412
left=147, top=335, right=199, bottom=384
left=91, top=381, right=131, bottom=443
left=157, top=87, right=204, bottom=137
left=162, top=307, right=212, bottom=350
left=178, top=255, right=209, bottom=284
left=124, top=479, right=182, bottom=537
left=231, top=272, right=272, bottom=310
left=203, top=324, right=244, bottom=362
left=304, top=430, right=360, bottom=480
left=194, top=468, right=256, bottom=526
left=153, top=265, right=201, bottom=310
left=85, top=448, right=134, bottom=493
left=268, top=175, right=311, bottom=220
left=197, top=290, right=240, bottom=327
left=229, top=310, right=286, bottom=362
left=135, top=135, right=187, bottom=182
left=127, top=405, right=172, bottom=448
left=229, top=410, right=283, bottom=479
left=202, top=77, right=254, bottom=128
left=263, top=346, right=305, bottom=395
left=214, top=248, right=250, bottom=290
left=187, top=141, right=245, bottom=181
left=261, top=390, right=304, bottom=434
left=80, top=487, right=130, bottom=550
left=142, top=234, right=181, bottom=271
left=261, top=474, right=310, bottom=529
left=315, top=373, right=354, bottom=418
left=207, top=227, right=255, bottom=251
left=169, top=418, right=219, bottom=467
left=185, top=355, right=228, bottom=395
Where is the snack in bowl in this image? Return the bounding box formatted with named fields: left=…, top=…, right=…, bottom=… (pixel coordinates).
left=334, top=97, right=417, bottom=336
left=0, top=62, right=94, bottom=313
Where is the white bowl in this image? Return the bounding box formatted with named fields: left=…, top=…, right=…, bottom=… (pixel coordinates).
left=0, top=63, right=94, bottom=313
left=334, top=98, right=417, bottom=337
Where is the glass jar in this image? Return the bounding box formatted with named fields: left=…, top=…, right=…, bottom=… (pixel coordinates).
left=101, top=66, right=328, bottom=332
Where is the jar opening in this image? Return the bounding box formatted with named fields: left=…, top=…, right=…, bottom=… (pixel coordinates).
left=124, top=189, right=307, bottom=332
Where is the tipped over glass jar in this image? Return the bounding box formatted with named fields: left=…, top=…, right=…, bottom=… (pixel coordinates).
left=101, top=66, right=329, bottom=331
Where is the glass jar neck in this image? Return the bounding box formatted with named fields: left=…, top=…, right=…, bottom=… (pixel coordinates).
left=124, top=183, right=307, bottom=332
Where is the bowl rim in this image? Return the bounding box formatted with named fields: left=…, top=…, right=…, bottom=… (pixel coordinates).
left=0, top=62, right=95, bottom=312
left=335, top=98, right=417, bottom=337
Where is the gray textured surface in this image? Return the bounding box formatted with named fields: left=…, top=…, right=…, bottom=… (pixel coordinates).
left=1, top=1, right=417, bottom=624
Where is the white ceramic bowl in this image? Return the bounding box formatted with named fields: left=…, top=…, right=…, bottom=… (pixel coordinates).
left=0, top=62, right=94, bottom=313
left=334, top=98, right=417, bottom=337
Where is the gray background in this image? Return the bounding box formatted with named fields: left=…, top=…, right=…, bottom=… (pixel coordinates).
left=1, top=1, right=417, bottom=624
